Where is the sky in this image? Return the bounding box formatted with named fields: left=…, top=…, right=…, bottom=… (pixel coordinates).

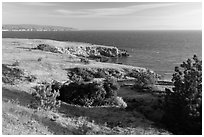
left=2, top=2, right=202, bottom=30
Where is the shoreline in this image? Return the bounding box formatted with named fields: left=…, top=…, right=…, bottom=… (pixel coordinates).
left=3, top=30, right=201, bottom=82
left=3, top=38, right=173, bottom=82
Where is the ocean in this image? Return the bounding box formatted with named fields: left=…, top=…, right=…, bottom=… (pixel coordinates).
left=2, top=30, right=202, bottom=80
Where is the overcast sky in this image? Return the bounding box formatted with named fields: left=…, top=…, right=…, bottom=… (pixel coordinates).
left=2, top=2, right=202, bottom=30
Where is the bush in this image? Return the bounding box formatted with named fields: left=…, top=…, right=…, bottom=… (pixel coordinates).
left=80, top=58, right=90, bottom=64
left=68, top=68, right=94, bottom=82
left=2, top=64, right=37, bottom=84
left=67, top=67, right=123, bottom=83
left=131, top=69, right=156, bottom=91
left=37, top=44, right=61, bottom=53
left=32, top=80, right=62, bottom=112
left=37, top=57, right=43, bottom=62
left=162, top=55, right=202, bottom=134
left=103, top=77, right=120, bottom=98
left=58, top=81, right=106, bottom=106
left=95, top=68, right=107, bottom=78
left=58, top=77, right=124, bottom=107
left=2, top=64, right=24, bottom=84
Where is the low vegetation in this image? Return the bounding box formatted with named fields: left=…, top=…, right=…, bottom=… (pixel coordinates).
left=32, top=81, right=62, bottom=112
left=58, top=77, right=126, bottom=107
left=67, top=67, right=120, bottom=82
left=80, top=57, right=90, bottom=64
left=36, top=44, right=63, bottom=53
left=3, top=38, right=184, bottom=135
left=2, top=64, right=36, bottom=84
left=131, top=69, right=156, bottom=92
left=37, top=57, right=43, bottom=62
left=31, top=77, right=126, bottom=109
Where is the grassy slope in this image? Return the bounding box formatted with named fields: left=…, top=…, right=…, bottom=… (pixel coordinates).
left=2, top=38, right=170, bottom=135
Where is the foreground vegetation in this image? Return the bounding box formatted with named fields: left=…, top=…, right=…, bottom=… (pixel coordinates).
left=3, top=38, right=201, bottom=135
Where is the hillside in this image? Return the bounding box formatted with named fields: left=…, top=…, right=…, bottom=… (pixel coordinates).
left=2, top=24, right=76, bottom=31
left=2, top=38, right=171, bottom=135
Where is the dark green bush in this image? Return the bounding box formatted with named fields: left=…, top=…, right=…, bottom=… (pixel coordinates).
left=37, top=44, right=61, bottom=53
left=104, top=77, right=120, bottom=98
left=68, top=67, right=94, bottom=82
left=162, top=55, right=202, bottom=134
left=58, top=77, right=122, bottom=107
left=67, top=67, right=124, bottom=83
left=131, top=69, right=156, bottom=91
left=37, top=57, right=43, bottom=62
left=58, top=81, right=105, bottom=106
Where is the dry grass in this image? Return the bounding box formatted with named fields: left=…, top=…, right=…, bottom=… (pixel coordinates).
left=2, top=85, right=170, bottom=135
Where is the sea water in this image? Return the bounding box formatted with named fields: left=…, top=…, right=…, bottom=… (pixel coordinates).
left=3, top=30, right=202, bottom=80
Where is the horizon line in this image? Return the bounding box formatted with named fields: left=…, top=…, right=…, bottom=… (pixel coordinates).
left=2, top=24, right=201, bottom=31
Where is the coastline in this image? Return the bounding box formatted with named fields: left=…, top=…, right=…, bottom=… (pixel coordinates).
left=2, top=38, right=151, bottom=76
left=2, top=38, right=172, bottom=90
left=3, top=30, right=201, bottom=82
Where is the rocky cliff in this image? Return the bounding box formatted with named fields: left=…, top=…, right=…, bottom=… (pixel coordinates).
left=65, top=45, right=128, bottom=57
left=37, top=42, right=129, bottom=59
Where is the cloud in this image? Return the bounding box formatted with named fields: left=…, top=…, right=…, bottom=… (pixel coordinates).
left=55, top=3, right=177, bottom=17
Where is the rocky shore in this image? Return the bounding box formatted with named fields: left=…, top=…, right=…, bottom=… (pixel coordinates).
left=36, top=41, right=129, bottom=62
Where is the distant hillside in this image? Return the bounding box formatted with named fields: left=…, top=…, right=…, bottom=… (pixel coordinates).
left=2, top=24, right=77, bottom=31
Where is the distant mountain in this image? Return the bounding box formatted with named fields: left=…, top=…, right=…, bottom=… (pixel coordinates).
left=2, top=24, right=77, bottom=31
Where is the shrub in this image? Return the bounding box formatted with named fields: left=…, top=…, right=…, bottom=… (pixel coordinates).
left=68, top=68, right=94, bottom=82
left=37, top=44, right=61, bottom=53
left=103, top=77, right=120, bottom=98
left=32, top=80, right=62, bottom=112
left=131, top=70, right=156, bottom=91
left=2, top=64, right=24, bottom=84
left=95, top=68, right=107, bottom=78
left=67, top=67, right=123, bottom=82
left=80, top=58, right=90, bottom=64
left=58, top=81, right=106, bottom=106
left=162, top=55, right=202, bottom=134
left=58, top=77, right=124, bottom=107
left=37, top=57, right=43, bottom=62
left=2, top=64, right=37, bottom=84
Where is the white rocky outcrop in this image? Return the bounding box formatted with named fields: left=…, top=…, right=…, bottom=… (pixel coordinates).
left=37, top=43, right=128, bottom=58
